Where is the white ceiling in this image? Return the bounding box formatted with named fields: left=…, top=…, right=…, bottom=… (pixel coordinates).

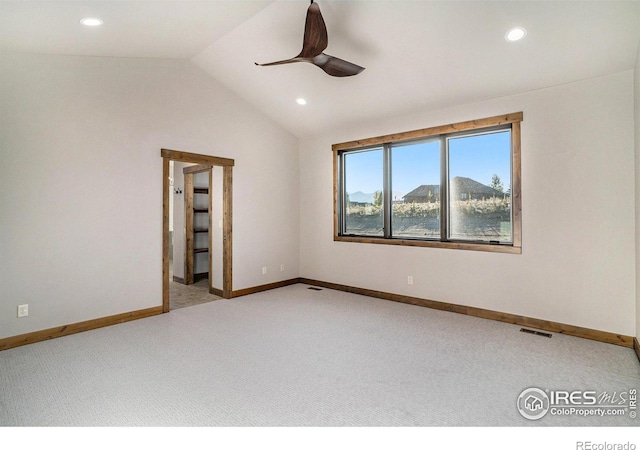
left=2, top=1, right=639, bottom=138
left=0, top=1, right=274, bottom=59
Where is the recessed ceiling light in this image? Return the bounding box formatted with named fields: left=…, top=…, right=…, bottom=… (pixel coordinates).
left=296, top=98, right=307, bottom=106
left=505, top=27, right=527, bottom=42
left=80, top=17, right=103, bottom=27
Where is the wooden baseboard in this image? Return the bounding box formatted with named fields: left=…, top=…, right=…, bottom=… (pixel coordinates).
left=0, top=278, right=299, bottom=352
left=231, top=278, right=300, bottom=298
left=299, top=278, right=634, bottom=348
left=2, top=278, right=634, bottom=354
left=209, top=286, right=224, bottom=297
left=0, top=306, right=163, bottom=352
left=172, top=276, right=185, bottom=284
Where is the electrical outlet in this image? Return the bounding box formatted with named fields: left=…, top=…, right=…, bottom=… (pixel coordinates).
left=407, top=276, right=413, bottom=285
left=262, top=267, right=267, bottom=275
left=280, top=264, right=285, bottom=272
left=17, top=304, right=29, bottom=318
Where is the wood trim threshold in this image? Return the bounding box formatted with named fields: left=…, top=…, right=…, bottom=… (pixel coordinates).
left=0, top=306, right=163, bottom=352
left=634, top=337, right=640, bottom=364
left=298, top=278, right=634, bottom=348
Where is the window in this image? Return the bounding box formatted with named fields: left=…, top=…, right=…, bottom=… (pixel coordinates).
left=392, top=139, right=440, bottom=239
left=447, top=130, right=512, bottom=242
left=333, top=113, right=522, bottom=253
left=343, top=148, right=384, bottom=236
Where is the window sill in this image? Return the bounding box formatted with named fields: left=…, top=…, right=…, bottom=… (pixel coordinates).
left=334, top=235, right=521, bottom=254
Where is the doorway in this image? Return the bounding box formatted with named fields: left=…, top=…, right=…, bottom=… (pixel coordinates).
left=161, top=148, right=234, bottom=313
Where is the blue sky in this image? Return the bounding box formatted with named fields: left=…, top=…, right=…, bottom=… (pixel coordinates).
left=345, top=130, right=511, bottom=200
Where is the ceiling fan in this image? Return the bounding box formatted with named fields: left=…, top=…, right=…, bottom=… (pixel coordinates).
left=255, top=0, right=365, bottom=77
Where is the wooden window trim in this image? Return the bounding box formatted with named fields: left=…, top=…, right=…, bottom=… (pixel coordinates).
left=333, top=112, right=522, bottom=151
left=332, top=113, right=523, bottom=254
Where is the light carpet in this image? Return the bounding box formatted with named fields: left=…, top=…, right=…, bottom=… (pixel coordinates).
left=1, top=284, right=638, bottom=426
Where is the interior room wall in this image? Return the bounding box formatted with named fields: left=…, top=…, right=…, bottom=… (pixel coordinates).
left=299, top=70, right=636, bottom=337
left=0, top=52, right=299, bottom=340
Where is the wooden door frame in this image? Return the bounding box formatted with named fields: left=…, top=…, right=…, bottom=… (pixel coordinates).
left=161, top=149, right=234, bottom=312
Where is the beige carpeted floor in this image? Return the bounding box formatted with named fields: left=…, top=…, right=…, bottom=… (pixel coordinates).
left=1, top=284, right=639, bottom=427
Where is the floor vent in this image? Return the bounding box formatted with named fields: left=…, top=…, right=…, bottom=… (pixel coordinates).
left=520, top=328, right=552, bottom=338
left=307, top=287, right=323, bottom=291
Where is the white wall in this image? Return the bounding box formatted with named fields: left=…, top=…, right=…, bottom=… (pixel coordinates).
left=1, top=51, right=634, bottom=342
left=0, top=52, right=299, bottom=340
left=300, top=71, right=636, bottom=336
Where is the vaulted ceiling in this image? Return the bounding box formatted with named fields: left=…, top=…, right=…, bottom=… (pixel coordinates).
left=2, top=1, right=639, bottom=138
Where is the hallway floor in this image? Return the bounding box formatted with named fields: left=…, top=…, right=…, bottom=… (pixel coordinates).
left=170, top=275, right=221, bottom=310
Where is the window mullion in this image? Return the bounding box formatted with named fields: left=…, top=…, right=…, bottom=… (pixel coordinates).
left=338, top=152, right=346, bottom=235
left=440, top=136, right=448, bottom=241
left=383, top=144, right=392, bottom=238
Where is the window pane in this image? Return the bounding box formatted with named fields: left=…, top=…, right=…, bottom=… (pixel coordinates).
left=391, top=140, right=440, bottom=238
left=448, top=130, right=512, bottom=242
left=343, top=148, right=384, bottom=236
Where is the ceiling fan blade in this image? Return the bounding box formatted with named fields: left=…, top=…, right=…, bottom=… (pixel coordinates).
left=298, top=2, right=328, bottom=58
left=255, top=57, right=302, bottom=67
left=311, top=53, right=365, bottom=77
left=256, top=1, right=364, bottom=77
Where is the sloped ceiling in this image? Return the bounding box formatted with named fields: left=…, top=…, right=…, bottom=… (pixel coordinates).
left=2, top=1, right=639, bottom=138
